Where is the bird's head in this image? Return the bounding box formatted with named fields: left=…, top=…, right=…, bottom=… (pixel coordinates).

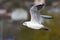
left=22, top=22, right=27, bottom=26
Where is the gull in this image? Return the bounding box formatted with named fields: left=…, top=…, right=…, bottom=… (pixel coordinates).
left=23, top=4, right=53, bottom=30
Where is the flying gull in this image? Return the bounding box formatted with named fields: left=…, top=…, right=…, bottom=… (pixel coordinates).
left=23, top=4, right=53, bottom=30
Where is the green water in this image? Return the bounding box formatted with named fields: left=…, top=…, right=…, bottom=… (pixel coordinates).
left=2, top=9, right=60, bottom=40
left=16, top=12, right=60, bottom=40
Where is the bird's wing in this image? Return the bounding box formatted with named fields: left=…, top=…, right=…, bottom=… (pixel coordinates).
left=30, top=6, right=40, bottom=22
left=40, top=15, right=53, bottom=19
left=39, top=15, right=53, bottom=24
left=30, top=4, right=44, bottom=22
left=39, top=16, right=45, bottom=24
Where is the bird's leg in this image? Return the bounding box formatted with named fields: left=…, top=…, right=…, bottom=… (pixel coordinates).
left=41, top=27, right=49, bottom=31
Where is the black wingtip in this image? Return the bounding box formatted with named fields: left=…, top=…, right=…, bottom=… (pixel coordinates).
left=36, top=4, right=44, bottom=10
left=43, top=17, right=54, bottom=19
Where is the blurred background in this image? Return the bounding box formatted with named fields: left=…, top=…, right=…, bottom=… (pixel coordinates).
left=0, top=0, right=60, bottom=40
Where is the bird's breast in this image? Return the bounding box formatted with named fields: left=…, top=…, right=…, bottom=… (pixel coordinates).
left=27, top=22, right=44, bottom=29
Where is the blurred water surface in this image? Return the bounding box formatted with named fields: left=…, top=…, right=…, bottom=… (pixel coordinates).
left=0, top=0, right=60, bottom=40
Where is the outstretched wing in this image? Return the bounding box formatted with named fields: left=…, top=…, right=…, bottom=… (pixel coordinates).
left=30, top=4, right=44, bottom=22
left=40, top=15, right=53, bottom=19
left=39, top=15, right=53, bottom=24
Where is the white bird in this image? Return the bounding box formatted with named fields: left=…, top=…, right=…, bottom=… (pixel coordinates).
left=23, top=4, right=53, bottom=30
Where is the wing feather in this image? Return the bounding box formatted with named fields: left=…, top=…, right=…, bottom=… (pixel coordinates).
left=30, top=5, right=40, bottom=22
left=30, top=4, right=44, bottom=22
